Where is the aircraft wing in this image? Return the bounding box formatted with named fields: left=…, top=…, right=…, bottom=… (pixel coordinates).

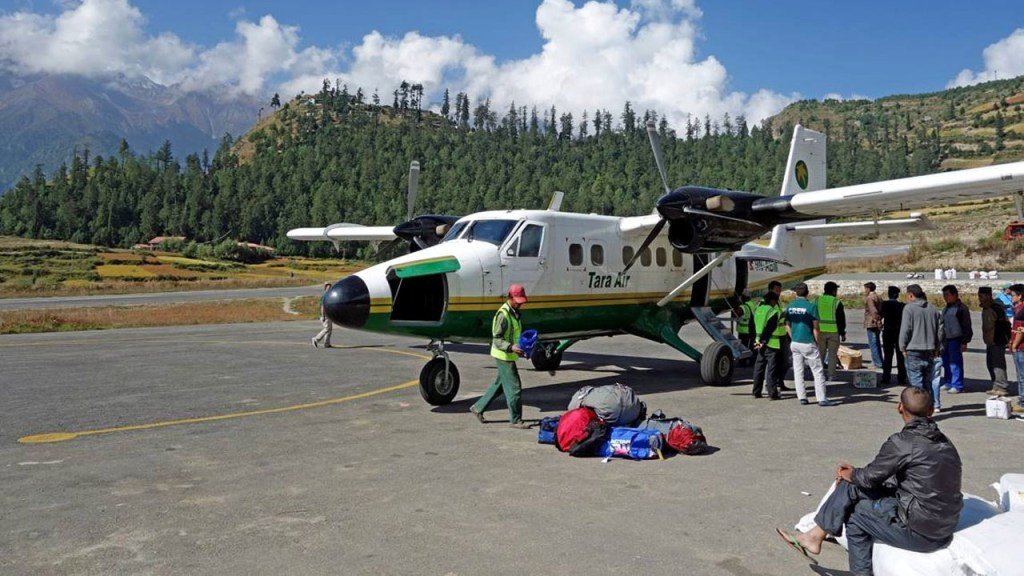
left=286, top=223, right=397, bottom=243
left=777, top=161, right=1024, bottom=218
left=786, top=213, right=931, bottom=237
left=618, top=214, right=663, bottom=235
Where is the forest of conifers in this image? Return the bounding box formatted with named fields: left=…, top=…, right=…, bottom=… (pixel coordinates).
left=0, top=81, right=945, bottom=256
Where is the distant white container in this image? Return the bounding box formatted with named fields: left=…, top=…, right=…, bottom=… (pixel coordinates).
left=969, top=271, right=978, bottom=279
left=980, top=272, right=989, bottom=280
left=951, top=268, right=957, bottom=280
left=989, top=270, right=999, bottom=279
left=935, top=268, right=944, bottom=280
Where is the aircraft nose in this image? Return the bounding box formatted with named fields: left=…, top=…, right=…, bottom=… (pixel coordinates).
left=323, top=275, right=370, bottom=328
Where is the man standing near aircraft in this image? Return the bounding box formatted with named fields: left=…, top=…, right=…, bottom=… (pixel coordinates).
left=471, top=284, right=531, bottom=428
left=311, top=282, right=333, bottom=348
left=881, top=286, right=907, bottom=386
left=767, top=281, right=790, bottom=389
left=752, top=290, right=785, bottom=399
left=864, top=282, right=884, bottom=369
left=735, top=290, right=757, bottom=367
left=940, top=285, right=972, bottom=394
left=901, top=284, right=944, bottom=411
left=785, top=283, right=836, bottom=406
left=816, top=282, right=846, bottom=382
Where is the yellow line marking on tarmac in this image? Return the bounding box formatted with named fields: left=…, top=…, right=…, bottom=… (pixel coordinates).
left=19, top=379, right=421, bottom=445
left=17, top=347, right=432, bottom=445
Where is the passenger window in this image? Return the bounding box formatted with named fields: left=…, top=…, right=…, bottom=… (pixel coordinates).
left=591, top=244, right=604, bottom=266
left=519, top=224, right=543, bottom=257
left=656, top=247, right=667, bottom=267
left=672, top=249, right=682, bottom=267
left=622, top=246, right=634, bottom=266
left=640, top=248, right=652, bottom=267
left=569, top=243, right=583, bottom=266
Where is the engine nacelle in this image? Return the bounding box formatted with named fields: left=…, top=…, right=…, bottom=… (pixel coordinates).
left=668, top=217, right=766, bottom=253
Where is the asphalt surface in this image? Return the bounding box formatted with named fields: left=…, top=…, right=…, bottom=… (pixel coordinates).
left=2, top=312, right=1020, bottom=575
left=0, top=286, right=321, bottom=311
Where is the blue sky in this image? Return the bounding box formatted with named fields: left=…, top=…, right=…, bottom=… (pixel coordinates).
left=1, top=0, right=1021, bottom=124
left=105, top=0, right=1022, bottom=98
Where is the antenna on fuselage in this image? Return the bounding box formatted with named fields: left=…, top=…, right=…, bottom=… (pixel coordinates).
left=547, top=191, right=564, bottom=211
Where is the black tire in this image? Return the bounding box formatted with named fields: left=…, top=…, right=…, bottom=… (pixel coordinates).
left=530, top=345, right=563, bottom=371
left=700, top=342, right=734, bottom=386
left=419, top=357, right=460, bottom=405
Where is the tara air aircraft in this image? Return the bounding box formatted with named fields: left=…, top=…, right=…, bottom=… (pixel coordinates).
left=288, top=123, right=1024, bottom=406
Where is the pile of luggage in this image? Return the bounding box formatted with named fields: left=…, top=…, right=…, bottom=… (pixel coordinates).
left=537, top=383, right=709, bottom=460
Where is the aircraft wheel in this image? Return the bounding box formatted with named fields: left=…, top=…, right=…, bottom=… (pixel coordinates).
left=530, top=345, right=563, bottom=371
left=700, top=342, right=734, bottom=386
left=419, top=357, right=460, bottom=405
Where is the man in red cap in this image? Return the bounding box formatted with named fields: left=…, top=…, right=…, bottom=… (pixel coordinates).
left=471, top=284, right=530, bottom=428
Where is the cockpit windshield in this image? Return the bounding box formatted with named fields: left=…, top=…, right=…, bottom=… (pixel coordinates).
left=441, top=221, right=468, bottom=242
left=463, top=220, right=518, bottom=246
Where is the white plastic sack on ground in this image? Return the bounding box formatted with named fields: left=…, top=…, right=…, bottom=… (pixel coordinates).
left=795, top=478, right=1024, bottom=576
left=995, top=473, right=1024, bottom=512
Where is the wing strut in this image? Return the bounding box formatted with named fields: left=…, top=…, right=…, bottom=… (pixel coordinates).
left=657, top=252, right=731, bottom=308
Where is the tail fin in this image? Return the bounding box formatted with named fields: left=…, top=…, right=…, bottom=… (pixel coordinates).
left=769, top=125, right=827, bottom=271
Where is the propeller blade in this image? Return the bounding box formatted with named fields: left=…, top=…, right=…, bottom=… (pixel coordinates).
left=623, top=217, right=666, bottom=273
left=406, top=160, right=420, bottom=221
left=646, top=120, right=671, bottom=195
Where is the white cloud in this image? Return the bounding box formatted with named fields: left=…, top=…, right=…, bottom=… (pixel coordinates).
left=0, top=0, right=796, bottom=125
left=0, top=0, right=193, bottom=84
left=948, top=28, right=1024, bottom=88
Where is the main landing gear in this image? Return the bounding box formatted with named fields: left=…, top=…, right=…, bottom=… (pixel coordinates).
left=419, top=340, right=460, bottom=406
left=700, top=341, right=734, bottom=386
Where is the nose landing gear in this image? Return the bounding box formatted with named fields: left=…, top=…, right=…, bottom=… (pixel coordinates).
left=419, top=340, right=460, bottom=405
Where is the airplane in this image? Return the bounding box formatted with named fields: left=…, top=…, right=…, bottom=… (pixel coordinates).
left=288, top=122, right=1024, bottom=406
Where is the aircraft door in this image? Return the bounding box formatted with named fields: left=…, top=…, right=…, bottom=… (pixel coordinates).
left=500, top=222, right=547, bottom=294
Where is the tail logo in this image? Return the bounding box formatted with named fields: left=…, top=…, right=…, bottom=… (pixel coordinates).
left=795, top=160, right=809, bottom=190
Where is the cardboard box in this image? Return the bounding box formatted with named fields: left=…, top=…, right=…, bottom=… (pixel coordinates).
left=986, top=397, right=1011, bottom=420
left=837, top=346, right=863, bottom=370
left=852, top=370, right=876, bottom=388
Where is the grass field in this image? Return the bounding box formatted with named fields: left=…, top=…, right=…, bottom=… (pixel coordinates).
left=0, top=297, right=320, bottom=334
left=0, top=236, right=365, bottom=298
left=826, top=195, right=1024, bottom=273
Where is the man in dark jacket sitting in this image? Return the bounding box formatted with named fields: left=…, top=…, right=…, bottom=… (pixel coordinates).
left=778, top=387, right=962, bottom=575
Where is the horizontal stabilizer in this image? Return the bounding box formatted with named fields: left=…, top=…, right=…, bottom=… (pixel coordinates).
left=286, top=223, right=397, bottom=243
left=786, top=214, right=931, bottom=237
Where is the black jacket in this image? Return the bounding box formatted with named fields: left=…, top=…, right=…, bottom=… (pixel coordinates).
left=881, top=298, right=905, bottom=337
left=852, top=418, right=963, bottom=542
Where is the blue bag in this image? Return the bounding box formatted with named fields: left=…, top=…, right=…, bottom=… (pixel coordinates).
left=518, top=329, right=539, bottom=356
left=537, top=415, right=559, bottom=445
left=596, top=427, right=664, bottom=460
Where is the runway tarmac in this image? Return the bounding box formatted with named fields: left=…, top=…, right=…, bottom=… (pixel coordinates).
left=0, top=285, right=320, bottom=311
left=2, top=313, right=1019, bottom=575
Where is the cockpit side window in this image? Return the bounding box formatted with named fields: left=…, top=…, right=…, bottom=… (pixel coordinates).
left=467, top=220, right=518, bottom=246
left=517, top=224, right=543, bottom=257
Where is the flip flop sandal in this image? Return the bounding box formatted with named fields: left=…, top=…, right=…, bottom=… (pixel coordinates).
left=775, top=528, right=818, bottom=565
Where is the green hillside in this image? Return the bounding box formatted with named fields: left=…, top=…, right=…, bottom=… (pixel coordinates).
left=1, top=76, right=1022, bottom=256
left=771, top=76, right=1024, bottom=168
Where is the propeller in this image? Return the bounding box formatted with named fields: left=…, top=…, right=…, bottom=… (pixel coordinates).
left=623, top=120, right=672, bottom=273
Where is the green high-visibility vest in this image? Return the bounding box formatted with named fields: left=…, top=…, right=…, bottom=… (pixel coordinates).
left=817, top=294, right=839, bottom=334
left=754, top=303, right=782, bottom=349
left=490, top=303, right=523, bottom=361
left=737, top=300, right=757, bottom=335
